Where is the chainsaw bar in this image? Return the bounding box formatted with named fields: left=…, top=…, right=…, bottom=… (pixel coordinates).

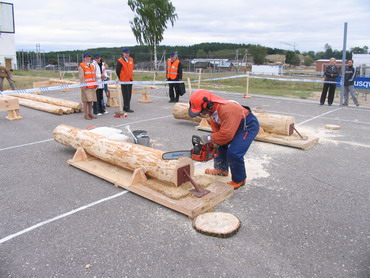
left=162, top=150, right=191, bottom=160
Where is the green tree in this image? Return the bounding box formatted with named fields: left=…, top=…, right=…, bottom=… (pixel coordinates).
left=285, top=51, right=300, bottom=65
left=248, top=44, right=267, bottom=65
left=128, top=0, right=177, bottom=71
left=303, top=56, right=314, bottom=66
left=351, top=46, right=369, bottom=54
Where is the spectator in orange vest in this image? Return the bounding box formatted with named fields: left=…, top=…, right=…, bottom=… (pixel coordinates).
left=116, top=48, right=134, bottom=113
left=78, top=53, right=97, bottom=120
left=166, top=52, right=182, bottom=103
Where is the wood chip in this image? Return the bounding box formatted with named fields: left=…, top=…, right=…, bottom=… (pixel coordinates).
left=325, top=124, right=340, bottom=130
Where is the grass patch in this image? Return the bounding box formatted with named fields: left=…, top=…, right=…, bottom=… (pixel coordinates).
left=9, top=70, right=319, bottom=100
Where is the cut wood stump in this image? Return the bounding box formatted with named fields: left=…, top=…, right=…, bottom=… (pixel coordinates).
left=192, top=212, right=241, bottom=238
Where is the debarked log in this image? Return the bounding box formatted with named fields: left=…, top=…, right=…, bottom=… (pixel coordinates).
left=53, top=124, right=194, bottom=186
left=17, top=98, right=64, bottom=114
left=172, top=103, right=295, bottom=136
left=13, top=93, right=81, bottom=112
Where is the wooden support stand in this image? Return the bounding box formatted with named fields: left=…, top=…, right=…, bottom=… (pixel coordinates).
left=195, top=118, right=212, bottom=132
left=134, top=86, right=152, bottom=103
left=67, top=147, right=234, bottom=218
left=0, top=96, right=23, bottom=120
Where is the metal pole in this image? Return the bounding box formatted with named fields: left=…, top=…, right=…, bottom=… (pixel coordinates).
left=340, top=22, right=347, bottom=107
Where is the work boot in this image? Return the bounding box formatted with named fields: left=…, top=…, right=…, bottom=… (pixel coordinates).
left=205, top=168, right=229, bottom=176
left=227, top=180, right=246, bottom=189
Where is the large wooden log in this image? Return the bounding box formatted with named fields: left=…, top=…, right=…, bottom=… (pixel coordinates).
left=13, top=93, right=81, bottom=112
left=53, top=124, right=194, bottom=186
left=254, top=112, right=295, bottom=136
left=172, top=103, right=203, bottom=122
left=172, top=103, right=295, bottom=136
left=17, top=98, right=64, bottom=114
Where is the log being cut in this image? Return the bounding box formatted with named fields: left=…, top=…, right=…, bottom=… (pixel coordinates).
left=53, top=124, right=194, bottom=186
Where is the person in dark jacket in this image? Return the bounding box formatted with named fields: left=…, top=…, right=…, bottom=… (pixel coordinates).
left=166, top=52, right=182, bottom=103
left=320, top=58, right=339, bottom=106
left=343, top=59, right=359, bottom=107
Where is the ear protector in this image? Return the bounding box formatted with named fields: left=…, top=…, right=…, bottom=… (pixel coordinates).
left=202, top=97, right=213, bottom=111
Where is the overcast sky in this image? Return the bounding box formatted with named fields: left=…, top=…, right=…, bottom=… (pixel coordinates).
left=8, top=0, right=370, bottom=53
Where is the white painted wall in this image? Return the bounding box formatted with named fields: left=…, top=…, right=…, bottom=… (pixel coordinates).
left=0, top=33, right=17, bottom=69
left=252, top=65, right=283, bottom=75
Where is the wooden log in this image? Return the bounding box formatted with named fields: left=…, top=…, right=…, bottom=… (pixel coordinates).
left=13, top=93, right=82, bottom=112
left=17, top=98, right=64, bottom=114
left=172, top=103, right=295, bottom=136
left=53, top=124, right=194, bottom=186
left=172, top=103, right=203, bottom=122
left=254, top=112, right=295, bottom=136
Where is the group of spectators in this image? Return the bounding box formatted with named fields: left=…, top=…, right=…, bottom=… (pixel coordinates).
left=320, top=58, right=359, bottom=107
left=78, top=48, right=184, bottom=119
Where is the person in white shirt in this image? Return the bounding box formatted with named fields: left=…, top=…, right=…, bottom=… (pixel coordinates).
left=92, top=54, right=108, bottom=115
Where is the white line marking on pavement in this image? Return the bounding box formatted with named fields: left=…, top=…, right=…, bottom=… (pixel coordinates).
left=0, top=191, right=129, bottom=244
left=296, top=108, right=341, bottom=126
left=0, top=139, right=54, bottom=152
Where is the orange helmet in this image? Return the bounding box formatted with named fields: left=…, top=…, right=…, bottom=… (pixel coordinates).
left=188, top=90, right=228, bottom=117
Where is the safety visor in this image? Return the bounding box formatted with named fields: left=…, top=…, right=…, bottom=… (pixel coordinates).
left=188, top=102, right=202, bottom=117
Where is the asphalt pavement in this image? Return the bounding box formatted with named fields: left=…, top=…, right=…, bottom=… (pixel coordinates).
left=0, top=86, right=369, bottom=277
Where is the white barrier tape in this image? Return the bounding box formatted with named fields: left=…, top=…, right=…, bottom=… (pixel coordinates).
left=0, top=75, right=336, bottom=96
left=199, top=74, right=338, bottom=84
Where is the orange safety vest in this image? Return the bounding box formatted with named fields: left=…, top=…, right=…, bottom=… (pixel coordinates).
left=118, top=57, right=134, bottom=81
left=166, top=59, right=180, bottom=79
left=79, top=62, right=97, bottom=88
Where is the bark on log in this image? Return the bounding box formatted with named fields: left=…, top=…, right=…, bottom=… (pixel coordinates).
left=172, top=103, right=295, bottom=136
left=53, top=124, right=194, bottom=186
left=17, top=98, right=64, bottom=114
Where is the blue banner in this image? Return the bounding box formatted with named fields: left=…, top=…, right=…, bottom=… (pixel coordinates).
left=336, top=77, right=370, bottom=90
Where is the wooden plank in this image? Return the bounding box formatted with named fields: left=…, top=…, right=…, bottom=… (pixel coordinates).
left=0, top=96, right=19, bottom=111
left=255, top=133, right=319, bottom=150
left=67, top=150, right=234, bottom=218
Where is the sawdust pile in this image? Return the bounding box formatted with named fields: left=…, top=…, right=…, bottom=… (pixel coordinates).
left=144, top=175, right=216, bottom=200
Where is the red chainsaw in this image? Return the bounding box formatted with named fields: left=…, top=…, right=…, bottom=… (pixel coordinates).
left=162, top=135, right=217, bottom=162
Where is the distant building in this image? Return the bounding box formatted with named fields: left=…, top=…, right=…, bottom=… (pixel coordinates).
left=252, top=65, right=283, bottom=75
left=353, top=54, right=370, bottom=77
left=316, top=59, right=344, bottom=73
left=0, top=2, right=17, bottom=69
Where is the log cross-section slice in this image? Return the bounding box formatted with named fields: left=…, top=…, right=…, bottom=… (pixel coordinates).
left=192, top=212, right=241, bottom=238
left=53, top=124, right=194, bottom=186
